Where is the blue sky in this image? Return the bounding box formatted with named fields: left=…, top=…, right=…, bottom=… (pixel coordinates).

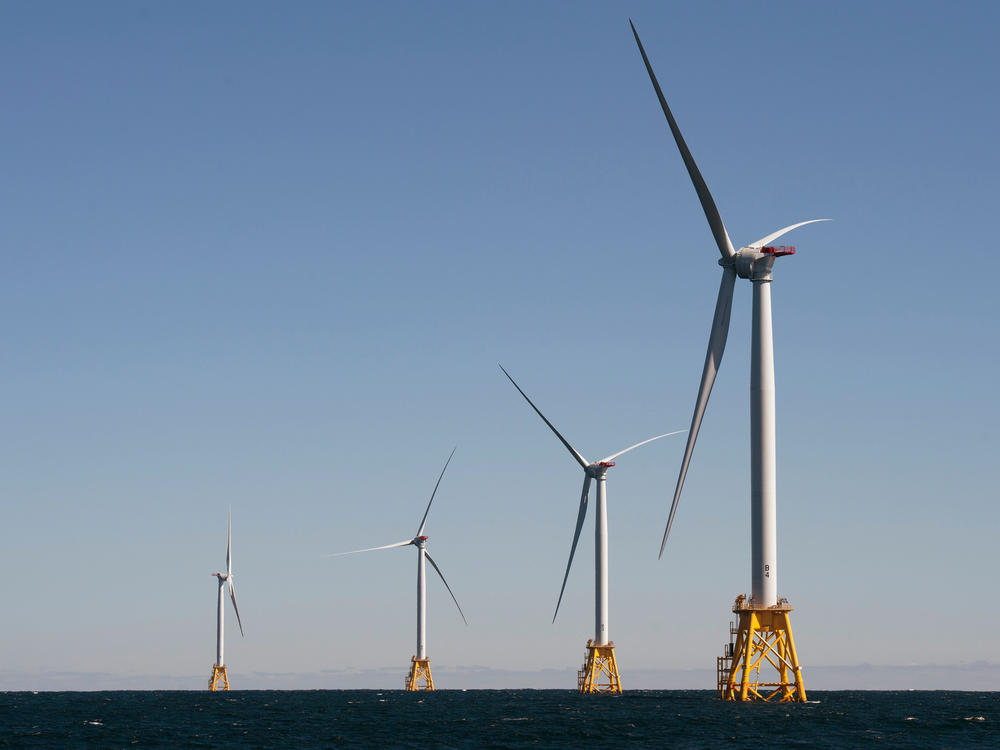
left=1, top=1, right=998, bottom=689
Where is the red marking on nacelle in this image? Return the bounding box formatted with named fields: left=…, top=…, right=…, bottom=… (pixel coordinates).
left=761, top=245, right=796, bottom=257
left=598, top=461, right=616, bottom=468
left=417, top=535, right=429, bottom=541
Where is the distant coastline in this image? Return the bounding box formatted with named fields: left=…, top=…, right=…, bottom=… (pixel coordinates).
left=3, top=662, right=996, bottom=692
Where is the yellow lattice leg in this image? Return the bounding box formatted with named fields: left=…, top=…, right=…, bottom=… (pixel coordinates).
left=720, top=596, right=806, bottom=702
left=780, top=611, right=807, bottom=701
left=208, top=665, right=229, bottom=691
left=405, top=657, right=434, bottom=691
left=578, top=640, right=622, bottom=694
left=740, top=611, right=758, bottom=700
left=777, top=630, right=791, bottom=700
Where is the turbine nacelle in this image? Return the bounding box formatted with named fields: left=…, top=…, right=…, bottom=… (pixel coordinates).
left=500, top=363, right=685, bottom=623
left=731, top=219, right=829, bottom=281
left=325, top=448, right=469, bottom=629
left=587, top=461, right=615, bottom=476
left=730, top=246, right=795, bottom=281
left=213, top=507, right=244, bottom=638
left=631, top=21, right=830, bottom=560
left=734, top=249, right=776, bottom=282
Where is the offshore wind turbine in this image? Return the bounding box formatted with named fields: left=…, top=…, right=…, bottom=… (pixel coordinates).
left=326, top=448, right=467, bottom=691
left=208, top=507, right=244, bottom=691
left=500, top=364, right=684, bottom=694
left=631, top=20, right=829, bottom=702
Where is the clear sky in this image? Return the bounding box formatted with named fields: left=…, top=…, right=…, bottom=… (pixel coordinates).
left=2, top=1, right=998, bottom=690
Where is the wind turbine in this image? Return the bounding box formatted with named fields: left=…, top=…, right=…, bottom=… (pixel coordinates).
left=208, top=506, right=244, bottom=691
left=327, top=447, right=467, bottom=691
left=500, top=364, right=684, bottom=694
left=630, top=20, right=828, bottom=702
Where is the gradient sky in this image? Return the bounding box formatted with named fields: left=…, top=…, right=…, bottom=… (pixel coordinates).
left=2, top=1, right=998, bottom=689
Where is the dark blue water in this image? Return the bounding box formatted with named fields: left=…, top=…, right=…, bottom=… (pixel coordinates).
left=0, top=690, right=996, bottom=748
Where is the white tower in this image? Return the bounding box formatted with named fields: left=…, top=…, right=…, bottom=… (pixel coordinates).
left=631, top=20, right=827, bottom=701
left=500, top=364, right=684, bottom=693
left=327, top=448, right=467, bottom=690
left=209, top=507, right=244, bottom=691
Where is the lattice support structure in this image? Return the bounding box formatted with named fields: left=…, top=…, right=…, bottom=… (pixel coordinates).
left=208, top=664, right=229, bottom=691
left=718, top=595, right=806, bottom=702
left=405, top=657, right=434, bottom=691
left=577, top=640, right=622, bottom=694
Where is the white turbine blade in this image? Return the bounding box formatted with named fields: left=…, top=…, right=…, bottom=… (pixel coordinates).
left=323, top=539, right=412, bottom=557
left=424, top=551, right=468, bottom=626
left=226, top=506, right=232, bottom=577
left=499, top=363, right=589, bottom=469
left=746, top=219, right=832, bottom=250
left=416, top=446, right=457, bottom=537
left=553, top=474, right=591, bottom=623
left=599, top=430, right=687, bottom=464
left=228, top=578, right=244, bottom=637
left=630, top=20, right=735, bottom=260
left=660, top=266, right=736, bottom=559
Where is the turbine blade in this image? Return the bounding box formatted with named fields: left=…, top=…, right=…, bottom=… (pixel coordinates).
left=630, top=20, right=735, bottom=260
left=228, top=579, right=244, bottom=637
left=424, top=551, right=468, bottom=625
left=323, top=539, right=413, bottom=557
left=599, top=429, right=687, bottom=464
left=746, top=219, right=832, bottom=250
left=417, top=446, right=457, bottom=537
left=226, top=506, right=232, bottom=577
left=499, top=363, right=589, bottom=469
left=660, top=266, right=736, bottom=559
left=553, top=474, right=591, bottom=623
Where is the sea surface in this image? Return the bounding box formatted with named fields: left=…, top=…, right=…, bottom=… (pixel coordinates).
left=0, top=690, right=996, bottom=748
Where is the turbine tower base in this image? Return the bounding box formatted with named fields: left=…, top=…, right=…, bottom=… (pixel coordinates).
left=577, top=640, right=622, bottom=694
left=208, top=664, right=229, bottom=691
left=405, top=657, right=434, bottom=691
left=716, top=595, right=806, bottom=702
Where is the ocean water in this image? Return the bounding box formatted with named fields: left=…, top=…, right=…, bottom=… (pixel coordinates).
left=0, top=690, right=996, bottom=748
